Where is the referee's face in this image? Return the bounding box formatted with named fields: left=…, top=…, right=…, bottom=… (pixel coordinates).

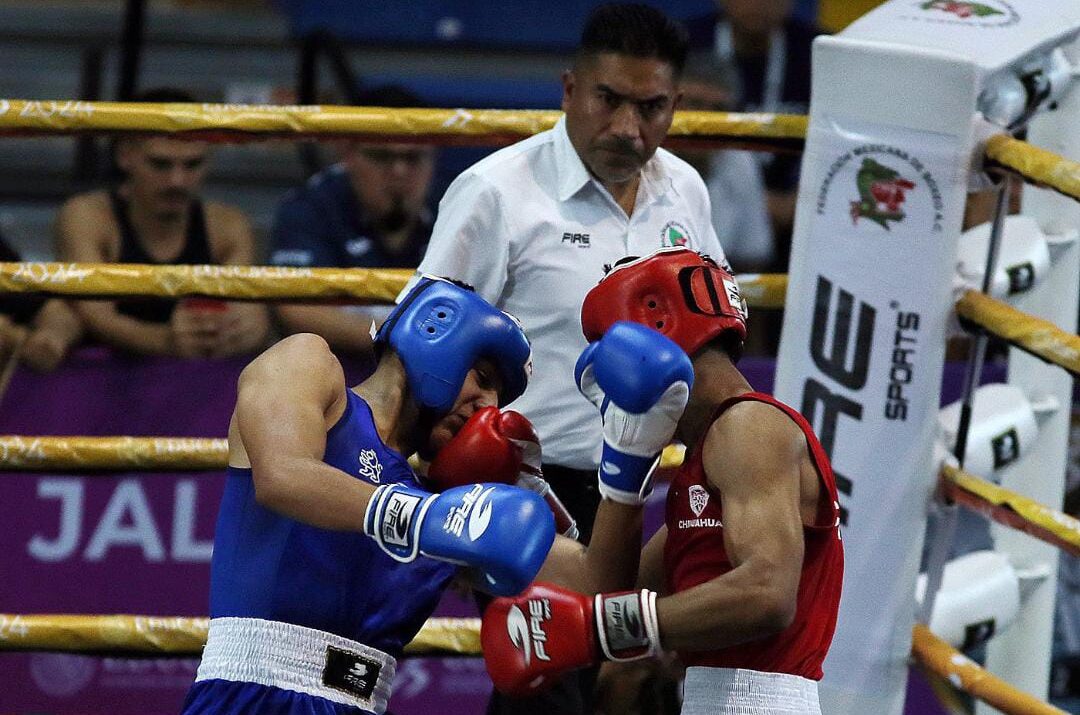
left=563, top=53, right=680, bottom=187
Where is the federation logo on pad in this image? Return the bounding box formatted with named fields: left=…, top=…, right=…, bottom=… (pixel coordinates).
left=921, top=1, right=1001, bottom=18
left=905, top=0, right=1019, bottom=26
left=816, top=144, right=944, bottom=235
left=850, top=158, right=915, bottom=230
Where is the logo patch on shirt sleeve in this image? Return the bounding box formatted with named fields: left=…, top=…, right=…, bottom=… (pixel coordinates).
left=323, top=645, right=381, bottom=700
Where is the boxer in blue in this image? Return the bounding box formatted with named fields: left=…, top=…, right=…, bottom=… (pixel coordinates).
left=181, top=275, right=695, bottom=715
left=181, top=276, right=554, bottom=715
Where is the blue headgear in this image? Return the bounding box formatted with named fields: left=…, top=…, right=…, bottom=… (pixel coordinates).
left=375, top=276, right=532, bottom=414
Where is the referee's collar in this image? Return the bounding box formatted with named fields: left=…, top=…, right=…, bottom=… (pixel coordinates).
left=554, top=115, right=671, bottom=203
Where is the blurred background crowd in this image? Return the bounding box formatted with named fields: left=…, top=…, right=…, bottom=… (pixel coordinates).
left=0, top=0, right=867, bottom=367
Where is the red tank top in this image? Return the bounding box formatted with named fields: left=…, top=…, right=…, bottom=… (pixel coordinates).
left=663, top=392, right=843, bottom=680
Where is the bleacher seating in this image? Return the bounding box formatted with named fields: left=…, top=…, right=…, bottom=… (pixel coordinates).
left=0, top=0, right=724, bottom=261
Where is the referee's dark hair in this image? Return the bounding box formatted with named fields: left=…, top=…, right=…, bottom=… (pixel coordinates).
left=577, top=3, right=690, bottom=77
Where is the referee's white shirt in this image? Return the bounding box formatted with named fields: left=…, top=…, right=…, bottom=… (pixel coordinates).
left=408, top=116, right=727, bottom=470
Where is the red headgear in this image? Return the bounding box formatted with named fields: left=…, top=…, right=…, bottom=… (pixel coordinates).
left=581, top=247, right=748, bottom=355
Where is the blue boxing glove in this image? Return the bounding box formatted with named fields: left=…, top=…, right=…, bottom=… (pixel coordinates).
left=576, top=322, right=693, bottom=505
left=363, top=482, right=555, bottom=596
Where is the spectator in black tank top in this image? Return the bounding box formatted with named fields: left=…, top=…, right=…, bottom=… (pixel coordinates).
left=55, top=88, right=270, bottom=358
left=0, top=229, right=83, bottom=372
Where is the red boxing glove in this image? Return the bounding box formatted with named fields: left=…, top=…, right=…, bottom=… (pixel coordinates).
left=481, top=582, right=661, bottom=697
left=517, top=473, right=579, bottom=540
left=429, top=409, right=578, bottom=538
left=427, top=407, right=535, bottom=490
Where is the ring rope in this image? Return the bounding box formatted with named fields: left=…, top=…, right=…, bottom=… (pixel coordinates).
left=0, top=262, right=789, bottom=310
left=4, top=101, right=1079, bottom=201
left=10, top=440, right=1074, bottom=557
left=733, top=273, right=788, bottom=310
left=11, top=442, right=1074, bottom=563
left=956, top=289, right=1080, bottom=375
left=0, top=435, right=687, bottom=472
left=8, top=265, right=1080, bottom=378
left=2, top=610, right=1067, bottom=715
left=911, top=624, right=1068, bottom=715
left=985, top=134, right=1080, bottom=204
left=941, top=464, right=1080, bottom=557
left=0, top=100, right=1073, bottom=712
left=0, top=262, right=412, bottom=304
left=0, top=436, right=227, bottom=471
left=0, top=614, right=479, bottom=656
left=0, top=101, right=808, bottom=150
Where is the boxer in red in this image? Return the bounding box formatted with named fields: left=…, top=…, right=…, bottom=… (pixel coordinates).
left=482, top=247, right=844, bottom=714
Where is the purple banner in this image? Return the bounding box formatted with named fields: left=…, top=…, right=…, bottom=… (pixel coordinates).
left=0, top=349, right=991, bottom=713
left=0, top=348, right=496, bottom=713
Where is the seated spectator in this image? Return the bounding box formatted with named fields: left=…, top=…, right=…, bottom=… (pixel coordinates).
left=676, top=56, right=774, bottom=271
left=687, top=0, right=824, bottom=267
left=268, top=85, right=436, bottom=355
left=0, top=228, right=83, bottom=372
left=55, top=88, right=269, bottom=359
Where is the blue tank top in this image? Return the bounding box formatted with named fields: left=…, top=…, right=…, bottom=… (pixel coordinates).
left=209, top=390, right=456, bottom=656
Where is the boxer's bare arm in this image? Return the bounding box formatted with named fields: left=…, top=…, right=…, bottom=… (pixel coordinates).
left=233, top=333, right=376, bottom=531
left=655, top=401, right=807, bottom=652
left=637, top=525, right=667, bottom=593
left=534, top=499, right=644, bottom=594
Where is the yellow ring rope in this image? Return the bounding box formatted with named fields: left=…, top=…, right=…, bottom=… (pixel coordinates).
left=956, top=289, right=1080, bottom=375
left=985, top=134, right=1080, bottom=204
left=1, top=611, right=1067, bottom=714
left=0, top=614, right=479, bottom=656
left=0, top=435, right=687, bottom=473
left=7, top=442, right=1075, bottom=560
left=0, top=262, right=787, bottom=310
left=912, top=624, right=1068, bottom=715
left=0, top=436, right=227, bottom=471
left=733, top=273, right=788, bottom=310
left=941, top=464, right=1080, bottom=557
left=0, top=101, right=808, bottom=149
left=0, top=101, right=1074, bottom=714
left=4, top=101, right=1079, bottom=200
left=0, top=262, right=412, bottom=303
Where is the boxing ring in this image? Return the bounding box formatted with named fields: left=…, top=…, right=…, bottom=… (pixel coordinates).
left=2, top=2, right=1080, bottom=712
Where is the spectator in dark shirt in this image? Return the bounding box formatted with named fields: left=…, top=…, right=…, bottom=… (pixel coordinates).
left=675, top=56, right=774, bottom=272
left=269, top=85, right=437, bottom=355
left=687, top=0, right=823, bottom=266
left=0, top=229, right=83, bottom=372
left=56, top=88, right=270, bottom=359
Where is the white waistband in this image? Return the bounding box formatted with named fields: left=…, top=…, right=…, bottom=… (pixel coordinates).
left=195, top=617, right=396, bottom=714
left=681, top=667, right=821, bottom=715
